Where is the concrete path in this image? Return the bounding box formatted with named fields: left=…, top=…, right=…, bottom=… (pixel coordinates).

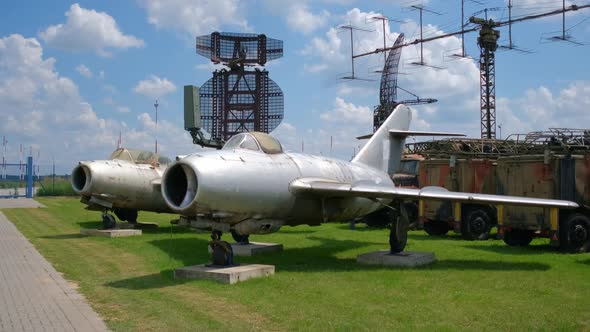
left=0, top=198, right=45, bottom=209
left=0, top=212, right=108, bottom=331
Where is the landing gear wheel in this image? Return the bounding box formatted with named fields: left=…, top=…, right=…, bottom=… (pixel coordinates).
left=461, top=209, right=492, bottom=241
left=102, top=214, right=116, bottom=229
left=424, top=220, right=449, bottom=236
left=503, top=229, right=534, bottom=246
left=209, top=230, right=234, bottom=266
left=389, top=208, right=409, bottom=254
left=230, top=230, right=250, bottom=245
left=559, top=213, right=590, bottom=253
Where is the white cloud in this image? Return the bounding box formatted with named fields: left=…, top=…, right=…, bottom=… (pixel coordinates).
left=117, top=106, right=131, bottom=113
left=39, top=4, right=144, bottom=56
left=138, top=0, right=250, bottom=35
left=320, top=97, right=372, bottom=126
left=0, top=34, right=200, bottom=173
left=286, top=4, right=330, bottom=34
left=133, top=75, right=176, bottom=99
left=76, top=64, right=92, bottom=78
left=98, top=70, right=105, bottom=80
left=497, top=81, right=590, bottom=138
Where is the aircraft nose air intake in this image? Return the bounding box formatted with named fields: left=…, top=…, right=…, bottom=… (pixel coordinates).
left=162, top=162, right=198, bottom=212
left=71, top=164, right=91, bottom=194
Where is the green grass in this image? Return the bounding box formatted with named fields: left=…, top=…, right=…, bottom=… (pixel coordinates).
left=2, top=197, right=590, bottom=331
left=36, top=177, right=76, bottom=196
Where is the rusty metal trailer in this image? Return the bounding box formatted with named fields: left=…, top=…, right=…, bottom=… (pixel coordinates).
left=399, top=129, right=590, bottom=252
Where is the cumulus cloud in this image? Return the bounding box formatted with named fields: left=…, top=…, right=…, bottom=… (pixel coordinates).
left=76, top=64, right=92, bottom=78
left=320, top=97, right=372, bottom=126
left=0, top=34, right=199, bottom=173
left=497, top=81, right=590, bottom=138
left=133, top=75, right=176, bottom=99
left=39, top=3, right=144, bottom=56
left=138, top=0, right=250, bottom=35
left=286, top=3, right=330, bottom=34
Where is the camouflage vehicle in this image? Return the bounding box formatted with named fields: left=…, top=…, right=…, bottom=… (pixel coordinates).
left=417, top=158, right=497, bottom=240
left=496, top=153, right=590, bottom=252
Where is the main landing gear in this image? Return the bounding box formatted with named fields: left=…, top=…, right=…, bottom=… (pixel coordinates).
left=101, top=211, right=116, bottom=229
left=209, top=230, right=235, bottom=266
left=388, top=202, right=410, bottom=254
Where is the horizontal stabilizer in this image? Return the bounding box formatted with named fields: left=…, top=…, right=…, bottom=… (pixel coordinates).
left=356, top=130, right=465, bottom=140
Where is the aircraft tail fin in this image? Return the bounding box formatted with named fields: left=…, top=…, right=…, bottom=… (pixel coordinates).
left=352, top=104, right=412, bottom=174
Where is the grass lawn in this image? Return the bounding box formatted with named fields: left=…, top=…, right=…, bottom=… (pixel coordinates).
left=2, top=197, right=589, bottom=331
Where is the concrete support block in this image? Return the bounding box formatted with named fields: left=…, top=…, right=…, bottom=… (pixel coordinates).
left=174, top=264, right=275, bottom=284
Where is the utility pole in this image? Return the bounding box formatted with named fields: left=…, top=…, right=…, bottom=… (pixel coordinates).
left=154, top=99, right=159, bottom=154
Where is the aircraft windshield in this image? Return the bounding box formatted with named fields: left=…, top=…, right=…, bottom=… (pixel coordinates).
left=222, top=132, right=283, bottom=154
left=109, top=148, right=171, bottom=165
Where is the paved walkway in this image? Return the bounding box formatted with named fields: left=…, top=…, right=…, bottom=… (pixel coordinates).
left=0, top=212, right=108, bottom=331
left=0, top=198, right=45, bottom=209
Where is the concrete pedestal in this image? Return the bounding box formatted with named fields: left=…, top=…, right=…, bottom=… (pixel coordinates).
left=80, top=229, right=142, bottom=238
left=357, top=250, right=435, bottom=267
left=207, top=242, right=283, bottom=257
left=174, top=264, right=275, bottom=284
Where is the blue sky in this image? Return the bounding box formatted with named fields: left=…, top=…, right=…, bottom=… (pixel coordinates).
left=0, top=0, right=589, bottom=173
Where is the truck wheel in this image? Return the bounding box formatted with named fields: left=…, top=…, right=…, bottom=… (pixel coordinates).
left=424, top=220, right=449, bottom=236
left=461, top=209, right=492, bottom=241
left=559, top=213, right=590, bottom=253
left=503, top=229, right=533, bottom=246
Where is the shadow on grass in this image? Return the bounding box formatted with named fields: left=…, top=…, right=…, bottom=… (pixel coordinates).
left=462, top=243, right=556, bottom=256
left=39, top=233, right=85, bottom=240
left=149, top=236, right=385, bottom=273
left=408, top=233, right=482, bottom=242
left=106, top=269, right=185, bottom=290
left=578, top=258, right=590, bottom=266
left=428, top=259, right=550, bottom=271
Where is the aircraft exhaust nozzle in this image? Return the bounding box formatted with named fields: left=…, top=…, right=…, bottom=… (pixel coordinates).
left=71, top=163, right=92, bottom=195
left=161, top=162, right=199, bottom=214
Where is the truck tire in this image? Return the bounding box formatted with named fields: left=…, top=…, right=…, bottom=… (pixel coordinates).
left=503, top=229, right=534, bottom=246
left=461, top=209, right=492, bottom=241
left=559, top=213, right=590, bottom=253
left=424, top=220, right=449, bottom=236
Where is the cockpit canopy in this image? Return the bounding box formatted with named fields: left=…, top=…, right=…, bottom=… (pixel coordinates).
left=222, top=132, right=283, bottom=154
left=109, top=148, right=172, bottom=165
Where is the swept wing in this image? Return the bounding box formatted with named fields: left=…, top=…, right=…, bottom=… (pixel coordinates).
left=289, top=178, right=578, bottom=209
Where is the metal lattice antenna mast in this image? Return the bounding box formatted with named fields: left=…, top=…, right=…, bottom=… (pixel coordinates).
left=370, top=15, right=405, bottom=66
left=154, top=99, right=159, bottom=154
left=409, top=5, right=441, bottom=66
left=339, top=24, right=373, bottom=80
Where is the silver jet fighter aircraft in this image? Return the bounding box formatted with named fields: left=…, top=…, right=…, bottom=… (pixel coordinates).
left=72, top=148, right=172, bottom=228
left=160, top=105, right=578, bottom=252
